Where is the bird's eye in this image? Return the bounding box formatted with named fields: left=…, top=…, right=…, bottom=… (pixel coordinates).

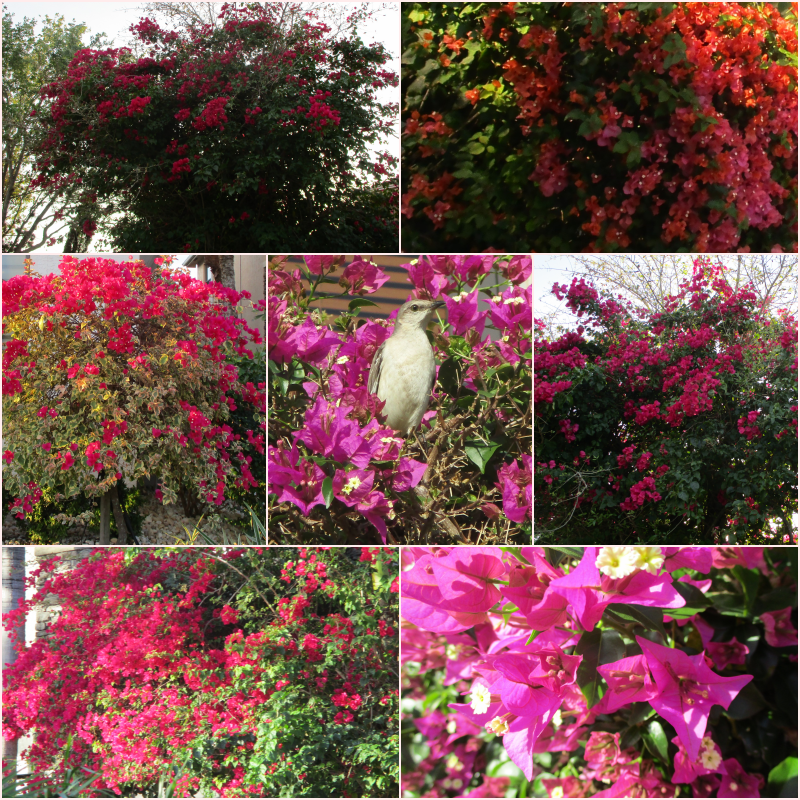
left=412, top=304, right=419, bottom=312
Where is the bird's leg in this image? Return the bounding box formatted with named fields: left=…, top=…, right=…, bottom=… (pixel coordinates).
left=412, top=428, right=429, bottom=461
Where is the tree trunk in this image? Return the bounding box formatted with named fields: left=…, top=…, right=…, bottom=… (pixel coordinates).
left=204, top=254, right=236, bottom=290
left=110, top=483, right=130, bottom=545
left=63, top=223, right=89, bottom=253
left=2, top=547, right=25, bottom=777
left=99, top=491, right=111, bottom=545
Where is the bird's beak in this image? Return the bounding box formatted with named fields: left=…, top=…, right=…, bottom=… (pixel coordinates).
left=432, top=301, right=446, bottom=310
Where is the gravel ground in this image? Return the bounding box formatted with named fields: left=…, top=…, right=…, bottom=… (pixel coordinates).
left=1, top=487, right=261, bottom=546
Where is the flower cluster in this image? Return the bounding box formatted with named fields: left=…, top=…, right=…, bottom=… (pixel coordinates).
left=535, top=258, right=798, bottom=542
left=31, top=3, right=399, bottom=251
left=401, top=2, right=797, bottom=252
left=2, top=257, right=265, bottom=519
left=3, top=546, right=399, bottom=798
left=402, top=546, right=797, bottom=798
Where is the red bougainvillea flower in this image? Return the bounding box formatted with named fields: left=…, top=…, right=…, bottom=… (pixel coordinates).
left=636, top=636, right=753, bottom=761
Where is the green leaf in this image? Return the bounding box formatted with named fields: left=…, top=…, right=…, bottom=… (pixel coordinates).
left=543, top=547, right=584, bottom=567
left=707, top=592, right=748, bottom=617
left=466, top=141, right=485, bottom=155
left=500, top=602, right=519, bottom=625
left=578, top=114, right=603, bottom=138
left=500, top=546, right=527, bottom=564
left=732, top=565, right=761, bottom=613
left=754, top=587, right=797, bottom=615
left=575, top=629, right=603, bottom=708
left=347, top=298, right=378, bottom=313
left=668, top=580, right=710, bottom=618
left=321, top=477, right=333, bottom=508
left=438, top=356, right=466, bottom=397
left=768, top=757, right=798, bottom=798
left=606, top=604, right=668, bottom=642
left=725, top=681, right=766, bottom=720
left=464, top=438, right=503, bottom=474
left=641, top=719, right=669, bottom=763
left=625, top=146, right=642, bottom=168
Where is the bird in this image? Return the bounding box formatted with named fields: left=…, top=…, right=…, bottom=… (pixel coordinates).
left=368, top=299, right=446, bottom=437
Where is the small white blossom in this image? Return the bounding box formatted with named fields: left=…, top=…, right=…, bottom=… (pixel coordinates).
left=596, top=546, right=639, bottom=579
left=341, top=476, right=362, bottom=496
left=469, top=683, right=491, bottom=714
left=632, top=546, right=664, bottom=574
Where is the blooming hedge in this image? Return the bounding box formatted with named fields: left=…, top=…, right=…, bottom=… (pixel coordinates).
left=32, top=3, right=398, bottom=251
left=3, top=545, right=399, bottom=798
left=268, top=255, right=532, bottom=544
left=401, top=545, right=798, bottom=799
left=534, top=258, right=798, bottom=544
left=1, top=257, right=266, bottom=527
left=401, top=2, right=798, bottom=253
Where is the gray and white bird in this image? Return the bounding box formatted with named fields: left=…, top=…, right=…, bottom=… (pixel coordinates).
left=368, top=299, right=446, bottom=436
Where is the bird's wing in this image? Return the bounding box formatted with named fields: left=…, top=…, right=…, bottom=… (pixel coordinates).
left=367, top=341, right=385, bottom=395
left=428, top=358, right=437, bottom=396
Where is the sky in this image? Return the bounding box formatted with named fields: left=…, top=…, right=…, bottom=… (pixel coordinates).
left=4, top=1, right=401, bottom=254
left=533, top=254, right=586, bottom=332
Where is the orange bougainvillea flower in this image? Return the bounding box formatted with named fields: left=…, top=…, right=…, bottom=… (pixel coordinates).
left=465, top=88, right=481, bottom=104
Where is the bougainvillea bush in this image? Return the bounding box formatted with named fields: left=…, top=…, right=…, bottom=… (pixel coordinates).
left=401, top=545, right=798, bottom=799
left=3, top=545, right=399, bottom=798
left=401, top=2, right=797, bottom=253
left=534, top=258, right=798, bottom=545
left=268, top=254, right=532, bottom=544
left=32, top=3, right=399, bottom=251
left=1, top=257, right=266, bottom=538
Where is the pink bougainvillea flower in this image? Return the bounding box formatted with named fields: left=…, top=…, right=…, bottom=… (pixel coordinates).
left=387, top=457, right=427, bottom=493
left=487, top=650, right=574, bottom=718
left=338, top=258, right=390, bottom=295
left=540, top=776, right=588, bottom=798
left=636, top=636, right=753, bottom=761
left=500, top=706, right=558, bottom=780
left=401, top=548, right=504, bottom=633
left=444, top=288, right=487, bottom=338
left=663, top=547, right=714, bottom=573
left=547, top=547, right=686, bottom=631
left=712, top=547, right=768, bottom=575
left=596, top=654, right=656, bottom=713
left=460, top=775, right=510, bottom=798
left=331, top=468, right=375, bottom=507
left=304, top=255, right=337, bottom=275
left=583, top=730, right=621, bottom=769
left=706, top=638, right=750, bottom=670
left=501, top=552, right=568, bottom=630
left=426, top=549, right=505, bottom=613
left=717, top=757, right=765, bottom=798
left=760, top=607, right=798, bottom=647
left=692, top=775, right=722, bottom=797
left=283, top=317, right=341, bottom=366
left=495, top=455, right=532, bottom=523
